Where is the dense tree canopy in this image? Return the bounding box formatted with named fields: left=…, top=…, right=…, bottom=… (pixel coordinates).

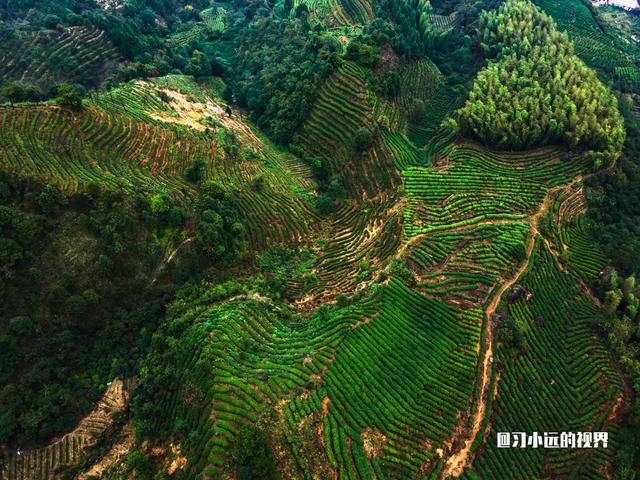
left=0, top=171, right=244, bottom=446
left=231, top=7, right=339, bottom=145
left=456, top=0, right=624, bottom=166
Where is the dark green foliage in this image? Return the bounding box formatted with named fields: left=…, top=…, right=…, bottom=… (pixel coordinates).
left=194, top=180, right=246, bottom=262
left=498, top=314, right=529, bottom=352
left=232, top=426, right=280, bottom=480
left=55, top=83, right=83, bottom=110
left=376, top=0, right=429, bottom=58
left=0, top=169, right=246, bottom=447
left=586, top=95, right=640, bottom=273
left=352, top=127, right=374, bottom=152
left=157, top=90, right=171, bottom=103
left=0, top=83, right=24, bottom=104
left=230, top=10, right=338, bottom=144
left=260, top=247, right=315, bottom=298
left=126, top=450, right=152, bottom=478
left=315, top=176, right=346, bottom=215
left=300, top=155, right=345, bottom=214
left=382, top=70, right=401, bottom=98
left=457, top=0, right=624, bottom=166
left=408, top=98, right=426, bottom=122
left=0, top=174, right=168, bottom=445
left=593, top=269, right=640, bottom=477
left=8, top=316, right=35, bottom=337
left=344, top=39, right=380, bottom=67
left=183, top=159, right=206, bottom=184
left=252, top=174, right=266, bottom=193
left=187, top=49, right=212, bottom=78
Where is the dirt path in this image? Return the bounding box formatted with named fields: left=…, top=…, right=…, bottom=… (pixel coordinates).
left=78, top=424, right=134, bottom=480
left=150, top=237, right=193, bottom=285
left=395, top=216, right=530, bottom=263
left=2, top=379, right=134, bottom=480
left=439, top=181, right=571, bottom=478
left=440, top=227, right=537, bottom=478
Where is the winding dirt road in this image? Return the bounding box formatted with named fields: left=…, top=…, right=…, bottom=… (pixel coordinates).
left=440, top=179, right=576, bottom=478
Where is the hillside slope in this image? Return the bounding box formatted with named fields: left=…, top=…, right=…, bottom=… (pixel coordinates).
left=1, top=0, right=639, bottom=479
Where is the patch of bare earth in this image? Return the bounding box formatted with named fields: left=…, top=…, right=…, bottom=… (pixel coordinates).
left=166, top=444, right=188, bottom=476
left=78, top=424, right=134, bottom=479
left=361, top=428, right=387, bottom=459
left=606, top=394, right=624, bottom=424
left=3, top=379, right=134, bottom=480
left=136, top=80, right=264, bottom=152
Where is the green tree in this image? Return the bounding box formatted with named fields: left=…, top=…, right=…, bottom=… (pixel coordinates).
left=232, top=426, right=280, bottom=480
left=352, top=128, right=374, bottom=152
left=8, top=316, right=34, bottom=337
left=455, top=0, right=624, bottom=166
left=55, top=83, right=83, bottom=110
left=187, top=50, right=212, bottom=78
left=149, top=194, right=171, bottom=216
left=184, top=159, right=206, bottom=184
left=1, top=83, right=24, bottom=105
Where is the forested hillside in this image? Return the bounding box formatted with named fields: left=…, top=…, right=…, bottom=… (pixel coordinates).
left=1, top=0, right=639, bottom=479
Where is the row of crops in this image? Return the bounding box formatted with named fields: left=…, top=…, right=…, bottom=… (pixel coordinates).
left=532, top=181, right=606, bottom=284
left=200, top=7, right=226, bottom=34
left=295, top=61, right=401, bottom=199
left=391, top=101, right=621, bottom=474
left=0, top=78, right=319, bottom=249
left=288, top=61, right=420, bottom=298
left=296, top=198, right=403, bottom=299
left=0, top=26, right=120, bottom=87
left=466, top=245, right=621, bottom=479
left=155, top=291, right=382, bottom=478
left=561, top=215, right=607, bottom=283
left=402, top=143, right=590, bottom=238
left=338, top=0, right=374, bottom=24
left=297, top=0, right=352, bottom=27
left=385, top=59, right=447, bottom=142
left=533, top=0, right=634, bottom=75
left=167, top=5, right=227, bottom=47
left=0, top=106, right=192, bottom=195
left=407, top=222, right=530, bottom=308
left=5, top=435, right=91, bottom=480
left=316, top=279, right=481, bottom=479
left=614, top=66, right=640, bottom=89
left=161, top=277, right=482, bottom=479
left=5, top=379, right=133, bottom=480
left=297, top=0, right=373, bottom=27
left=424, top=12, right=459, bottom=35
left=92, top=80, right=321, bottom=249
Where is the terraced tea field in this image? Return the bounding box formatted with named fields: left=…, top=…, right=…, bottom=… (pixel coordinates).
left=467, top=245, right=621, bottom=479
left=534, top=0, right=637, bottom=75
left=0, top=0, right=634, bottom=478
left=295, top=61, right=401, bottom=198
left=148, top=125, right=623, bottom=478
left=0, top=78, right=319, bottom=250
left=151, top=279, right=481, bottom=479
left=403, top=143, right=589, bottom=238
left=0, top=26, right=120, bottom=87
left=0, top=60, right=626, bottom=480
left=4, top=379, right=134, bottom=480
left=297, top=0, right=374, bottom=26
